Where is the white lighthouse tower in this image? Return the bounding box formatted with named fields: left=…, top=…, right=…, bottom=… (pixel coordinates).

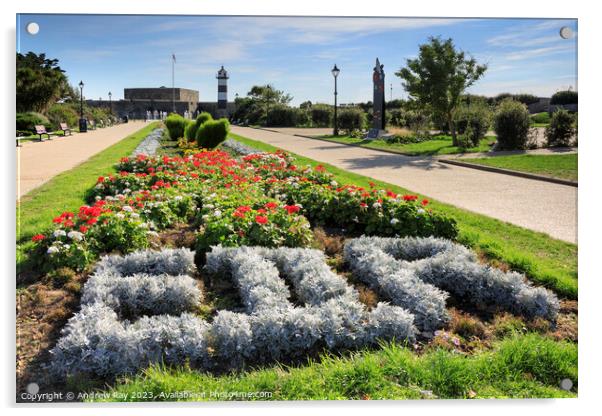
left=216, top=65, right=229, bottom=118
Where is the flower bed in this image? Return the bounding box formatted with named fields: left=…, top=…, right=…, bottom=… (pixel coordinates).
left=50, top=246, right=417, bottom=378
left=344, top=236, right=559, bottom=321
left=29, top=146, right=456, bottom=273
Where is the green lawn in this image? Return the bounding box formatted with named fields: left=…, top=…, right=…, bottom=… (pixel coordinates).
left=95, top=334, right=576, bottom=401
left=229, top=133, right=577, bottom=299
left=17, top=122, right=160, bottom=277
left=461, top=154, right=578, bottom=182
left=314, top=134, right=496, bottom=156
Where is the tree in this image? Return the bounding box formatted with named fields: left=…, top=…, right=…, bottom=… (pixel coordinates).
left=17, top=52, right=69, bottom=113
left=247, top=84, right=293, bottom=120
left=396, top=37, right=487, bottom=145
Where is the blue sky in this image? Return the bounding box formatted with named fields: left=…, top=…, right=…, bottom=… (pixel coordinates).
left=17, top=14, right=577, bottom=106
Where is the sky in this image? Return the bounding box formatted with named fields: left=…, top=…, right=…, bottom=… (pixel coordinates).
left=16, top=14, right=577, bottom=106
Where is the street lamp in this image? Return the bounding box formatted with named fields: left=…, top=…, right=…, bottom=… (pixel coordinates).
left=78, top=80, right=87, bottom=133
left=331, top=64, right=340, bottom=136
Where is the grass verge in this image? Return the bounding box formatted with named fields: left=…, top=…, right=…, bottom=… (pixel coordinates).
left=229, top=133, right=577, bottom=299
left=17, top=122, right=160, bottom=277
left=94, top=333, right=576, bottom=401
left=460, top=154, right=577, bottom=182
left=313, top=134, right=496, bottom=156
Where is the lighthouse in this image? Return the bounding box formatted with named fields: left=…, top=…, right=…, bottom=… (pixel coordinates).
left=216, top=65, right=229, bottom=118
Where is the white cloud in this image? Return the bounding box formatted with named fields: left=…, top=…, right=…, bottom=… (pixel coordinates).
left=504, top=44, right=574, bottom=61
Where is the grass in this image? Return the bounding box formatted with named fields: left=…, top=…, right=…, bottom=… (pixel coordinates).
left=460, top=154, right=578, bottom=182
left=17, top=122, right=161, bottom=277
left=93, top=333, right=576, bottom=401
left=228, top=133, right=578, bottom=299
left=313, top=134, right=496, bottom=156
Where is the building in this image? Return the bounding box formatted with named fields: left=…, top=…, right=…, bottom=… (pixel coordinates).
left=87, top=86, right=199, bottom=119
left=86, top=66, right=236, bottom=119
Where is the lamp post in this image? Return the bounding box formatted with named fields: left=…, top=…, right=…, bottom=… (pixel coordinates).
left=78, top=80, right=87, bottom=133
left=331, top=64, right=340, bottom=136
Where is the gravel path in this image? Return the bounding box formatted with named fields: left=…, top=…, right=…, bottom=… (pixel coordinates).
left=231, top=126, right=577, bottom=243
left=17, top=121, right=148, bottom=199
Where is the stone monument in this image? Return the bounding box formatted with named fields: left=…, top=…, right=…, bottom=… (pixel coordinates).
left=367, top=58, right=386, bottom=139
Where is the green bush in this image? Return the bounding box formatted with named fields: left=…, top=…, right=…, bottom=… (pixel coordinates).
left=338, top=108, right=367, bottom=133
left=164, top=113, right=187, bottom=140
left=545, top=109, right=576, bottom=147
left=550, top=90, right=578, bottom=105
left=16, top=112, right=52, bottom=133
left=310, top=104, right=332, bottom=127
left=184, top=120, right=197, bottom=141
left=493, top=100, right=531, bottom=150
left=454, top=105, right=491, bottom=147
left=196, top=118, right=230, bottom=149
left=47, top=104, right=79, bottom=129
left=266, top=105, right=299, bottom=127
left=185, top=112, right=213, bottom=141
left=530, top=112, right=551, bottom=124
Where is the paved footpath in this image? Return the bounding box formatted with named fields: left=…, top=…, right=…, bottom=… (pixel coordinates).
left=232, top=126, right=577, bottom=243
left=17, top=121, right=148, bottom=200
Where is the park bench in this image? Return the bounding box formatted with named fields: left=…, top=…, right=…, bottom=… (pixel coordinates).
left=34, top=125, right=57, bottom=141
left=58, top=122, right=72, bottom=136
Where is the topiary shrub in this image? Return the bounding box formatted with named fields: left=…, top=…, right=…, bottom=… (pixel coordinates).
left=46, top=104, right=79, bottom=130
left=196, top=118, right=230, bottom=149
left=338, top=107, right=367, bottom=133
left=454, top=104, right=492, bottom=147
left=164, top=113, right=187, bottom=140
left=185, top=112, right=213, bottom=141
left=493, top=99, right=531, bottom=150
left=545, top=109, right=576, bottom=147
left=16, top=112, right=51, bottom=133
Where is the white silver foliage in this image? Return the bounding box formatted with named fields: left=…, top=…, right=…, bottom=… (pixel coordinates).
left=222, top=138, right=261, bottom=156
left=207, top=247, right=292, bottom=313
left=345, top=236, right=559, bottom=321
left=344, top=238, right=449, bottom=333
left=364, top=303, right=418, bottom=345
left=81, top=271, right=202, bottom=317
left=48, top=303, right=211, bottom=378
left=249, top=307, right=323, bottom=362
left=205, top=245, right=417, bottom=362
left=206, top=246, right=352, bottom=305
left=209, top=310, right=254, bottom=366
left=95, top=248, right=196, bottom=277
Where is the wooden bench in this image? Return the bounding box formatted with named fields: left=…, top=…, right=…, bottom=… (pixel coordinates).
left=34, top=125, right=57, bottom=141
left=59, top=122, right=72, bottom=136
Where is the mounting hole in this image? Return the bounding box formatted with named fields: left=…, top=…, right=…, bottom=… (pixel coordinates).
left=559, top=26, right=573, bottom=39
left=26, top=22, right=40, bottom=35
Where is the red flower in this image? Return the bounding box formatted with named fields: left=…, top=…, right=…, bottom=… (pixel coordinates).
left=314, top=165, right=326, bottom=172
left=360, top=202, right=368, bottom=208
left=369, top=181, right=376, bottom=188
left=265, top=202, right=279, bottom=210
left=283, top=205, right=300, bottom=214
left=255, top=215, right=269, bottom=225
left=421, top=199, right=429, bottom=206
left=233, top=210, right=245, bottom=218
left=256, top=208, right=267, bottom=214
left=79, top=225, right=89, bottom=233
left=403, top=195, right=418, bottom=202
left=386, top=190, right=397, bottom=199
left=31, top=234, right=45, bottom=242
